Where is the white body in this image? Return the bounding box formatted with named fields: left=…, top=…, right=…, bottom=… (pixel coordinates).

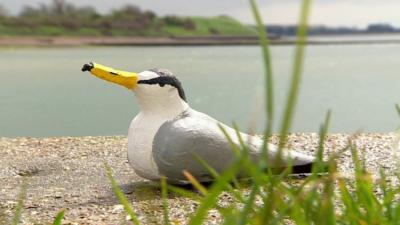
left=127, top=71, right=189, bottom=180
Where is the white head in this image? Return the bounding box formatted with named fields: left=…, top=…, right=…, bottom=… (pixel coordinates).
left=134, top=69, right=188, bottom=113
left=82, top=63, right=189, bottom=115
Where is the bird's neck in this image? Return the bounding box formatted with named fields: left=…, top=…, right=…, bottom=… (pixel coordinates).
left=134, top=93, right=189, bottom=119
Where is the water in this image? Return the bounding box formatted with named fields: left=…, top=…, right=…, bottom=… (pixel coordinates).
left=0, top=43, right=399, bottom=137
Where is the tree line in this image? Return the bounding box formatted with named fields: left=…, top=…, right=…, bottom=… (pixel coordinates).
left=0, top=0, right=196, bottom=36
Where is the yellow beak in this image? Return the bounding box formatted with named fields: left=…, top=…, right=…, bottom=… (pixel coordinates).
left=82, top=62, right=138, bottom=89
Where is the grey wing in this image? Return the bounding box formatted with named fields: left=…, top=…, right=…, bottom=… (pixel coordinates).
left=152, top=110, right=243, bottom=183
left=152, top=109, right=316, bottom=184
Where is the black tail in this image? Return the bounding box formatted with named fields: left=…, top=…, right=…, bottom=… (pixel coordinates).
left=292, top=161, right=329, bottom=174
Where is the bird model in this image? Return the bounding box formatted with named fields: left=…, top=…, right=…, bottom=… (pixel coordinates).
left=82, top=62, right=316, bottom=184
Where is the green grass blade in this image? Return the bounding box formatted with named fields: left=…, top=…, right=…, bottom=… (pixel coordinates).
left=291, top=183, right=318, bottom=224
left=319, top=169, right=336, bottom=225
left=350, top=146, right=382, bottom=222
left=52, top=209, right=65, bottom=225
left=278, top=0, right=313, bottom=150
left=104, top=163, right=141, bottom=225
left=189, top=159, right=244, bottom=225
left=249, top=0, right=275, bottom=173
left=217, top=123, right=241, bottom=158
left=312, top=109, right=331, bottom=175
left=231, top=122, right=251, bottom=188
left=193, top=153, right=220, bottom=179
left=338, top=177, right=362, bottom=222
left=12, top=177, right=28, bottom=225
left=166, top=185, right=202, bottom=201
left=218, top=122, right=267, bottom=195
left=249, top=0, right=274, bottom=135
left=238, top=184, right=258, bottom=225
left=231, top=122, right=269, bottom=186
left=395, top=103, right=400, bottom=117
left=379, top=168, right=394, bottom=221
left=193, top=153, right=245, bottom=203
left=161, top=177, right=170, bottom=225
left=259, top=180, right=282, bottom=224
left=232, top=122, right=247, bottom=152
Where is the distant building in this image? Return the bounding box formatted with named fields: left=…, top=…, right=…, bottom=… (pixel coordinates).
left=266, top=25, right=297, bottom=36
left=265, top=23, right=399, bottom=37
left=367, top=23, right=397, bottom=33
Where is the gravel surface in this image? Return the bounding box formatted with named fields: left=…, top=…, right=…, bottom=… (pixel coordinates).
left=0, top=134, right=399, bottom=224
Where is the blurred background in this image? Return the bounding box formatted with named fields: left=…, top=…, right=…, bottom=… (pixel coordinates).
left=0, top=0, right=399, bottom=137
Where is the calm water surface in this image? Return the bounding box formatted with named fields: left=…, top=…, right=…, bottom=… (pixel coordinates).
left=0, top=43, right=399, bottom=137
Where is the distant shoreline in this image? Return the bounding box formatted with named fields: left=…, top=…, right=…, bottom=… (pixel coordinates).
left=1, top=35, right=400, bottom=47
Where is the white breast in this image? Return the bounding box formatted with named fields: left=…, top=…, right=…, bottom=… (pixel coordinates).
left=127, top=112, right=166, bottom=180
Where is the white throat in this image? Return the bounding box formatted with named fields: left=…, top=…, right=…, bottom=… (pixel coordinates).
left=134, top=89, right=189, bottom=116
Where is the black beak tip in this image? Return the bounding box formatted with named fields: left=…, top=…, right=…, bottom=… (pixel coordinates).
left=82, top=62, right=94, bottom=72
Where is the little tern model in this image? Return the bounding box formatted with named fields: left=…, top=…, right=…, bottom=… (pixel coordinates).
left=82, top=62, right=316, bottom=184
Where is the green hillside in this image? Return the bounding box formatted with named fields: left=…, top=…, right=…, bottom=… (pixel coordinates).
left=163, top=16, right=257, bottom=36
left=0, top=1, right=256, bottom=37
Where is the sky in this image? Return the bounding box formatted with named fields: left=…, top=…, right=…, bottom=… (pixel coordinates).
left=1, top=0, right=400, bottom=28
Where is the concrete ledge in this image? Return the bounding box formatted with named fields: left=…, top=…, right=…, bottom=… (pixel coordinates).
left=0, top=134, right=398, bottom=224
